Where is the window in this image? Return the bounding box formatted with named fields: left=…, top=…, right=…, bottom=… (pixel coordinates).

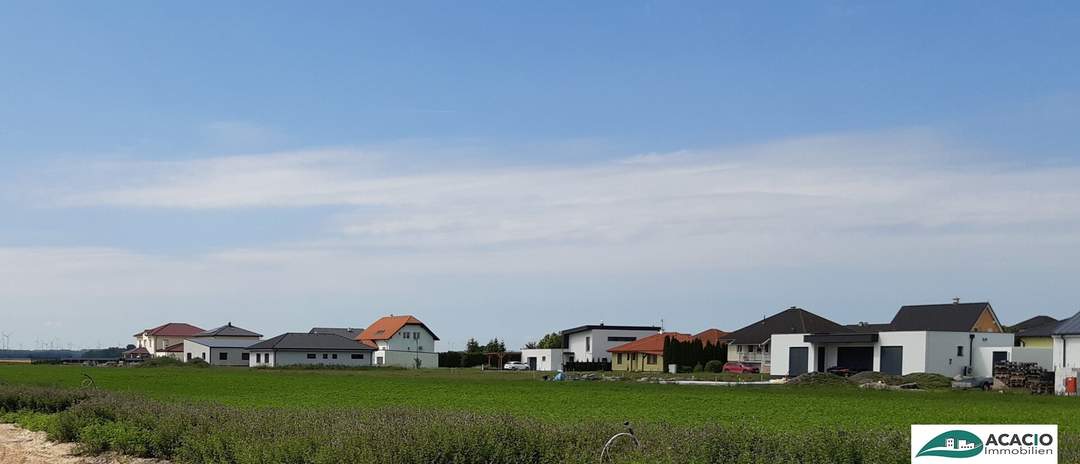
left=307, top=353, right=316, bottom=359
left=608, top=336, right=637, bottom=342
left=332, top=354, right=338, bottom=359
left=737, top=345, right=743, bottom=353
left=200, top=353, right=205, bottom=360
left=376, top=357, right=384, bottom=365
left=585, top=336, right=591, bottom=352
left=418, top=346, right=423, bottom=351
left=617, top=353, right=623, bottom=363
left=631, top=353, right=637, bottom=361
left=241, top=353, right=250, bottom=361
left=219, top=352, right=228, bottom=361
left=403, top=332, right=410, bottom=339
left=414, top=331, right=421, bottom=339
left=322, top=353, right=329, bottom=359
left=186, top=353, right=192, bottom=361
left=255, top=353, right=261, bottom=363
left=646, top=354, right=657, bottom=365
left=351, top=353, right=364, bottom=360
left=541, top=356, right=546, bottom=362
left=957, top=346, right=964, bottom=357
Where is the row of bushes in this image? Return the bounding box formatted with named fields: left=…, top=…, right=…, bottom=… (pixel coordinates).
left=0, top=384, right=922, bottom=463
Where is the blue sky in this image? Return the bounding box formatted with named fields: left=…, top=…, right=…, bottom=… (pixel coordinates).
left=2, top=2, right=1079, bottom=350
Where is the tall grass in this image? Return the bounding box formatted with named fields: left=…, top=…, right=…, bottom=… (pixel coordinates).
left=0, top=384, right=922, bottom=464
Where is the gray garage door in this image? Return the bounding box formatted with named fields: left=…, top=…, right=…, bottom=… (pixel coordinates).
left=880, top=346, right=903, bottom=375
left=789, top=347, right=809, bottom=376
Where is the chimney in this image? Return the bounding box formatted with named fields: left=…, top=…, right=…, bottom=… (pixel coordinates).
left=953, top=297, right=960, bottom=304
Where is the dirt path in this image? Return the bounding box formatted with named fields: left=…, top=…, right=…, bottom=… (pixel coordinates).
left=0, top=424, right=164, bottom=464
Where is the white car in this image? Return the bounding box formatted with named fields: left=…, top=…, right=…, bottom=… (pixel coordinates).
left=503, top=361, right=530, bottom=370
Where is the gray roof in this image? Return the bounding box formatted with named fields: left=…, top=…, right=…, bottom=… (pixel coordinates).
left=194, top=323, right=262, bottom=338
left=309, top=327, right=364, bottom=339
left=845, top=323, right=893, bottom=333
left=1010, top=315, right=1058, bottom=332
left=247, top=333, right=375, bottom=351
left=725, top=307, right=851, bottom=345
left=889, top=302, right=998, bottom=332
left=185, top=337, right=259, bottom=349
left=1053, top=312, right=1080, bottom=336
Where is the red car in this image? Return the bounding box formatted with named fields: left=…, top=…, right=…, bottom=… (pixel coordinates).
left=722, top=362, right=760, bottom=374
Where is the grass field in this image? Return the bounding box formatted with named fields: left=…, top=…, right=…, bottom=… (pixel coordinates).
left=0, top=365, right=1077, bottom=463
left=0, top=365, right=1074, bottom=431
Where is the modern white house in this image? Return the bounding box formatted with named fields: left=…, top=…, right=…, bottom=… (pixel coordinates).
left=521, top=348, right=566, bottom=371
left=1052, top=312, right=1080, bottom=394
left=723, top=307, right=849, bottom=374
left=183, top=338, right=253, bottom=366
left=125, top=323, right=205, bottom=360
left=558, top=324, right=661, bottom=363
left=356, top=315, right=440, bottom=368
left=771, top=301, right=1026, bottom=377
left=246, top=333, right=376, bottom=368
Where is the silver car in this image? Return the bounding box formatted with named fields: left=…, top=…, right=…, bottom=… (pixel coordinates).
left=503, top=361, right=530, bottom=370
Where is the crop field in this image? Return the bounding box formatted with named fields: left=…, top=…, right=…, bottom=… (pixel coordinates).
left=0, top=365, right=1077, bottom=463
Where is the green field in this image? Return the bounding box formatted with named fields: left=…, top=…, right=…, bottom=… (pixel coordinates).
left=0, top=365, right=1077, bottom=463
left=0, top=365, right=1073, bottom=430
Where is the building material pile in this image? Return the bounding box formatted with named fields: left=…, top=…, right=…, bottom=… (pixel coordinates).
left=993, top=361, right=1053, bottom=394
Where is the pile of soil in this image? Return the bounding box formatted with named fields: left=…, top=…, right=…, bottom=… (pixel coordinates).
left=787, top=372, right=851, bottom=386
left=849, top=371, right=902, bottom=385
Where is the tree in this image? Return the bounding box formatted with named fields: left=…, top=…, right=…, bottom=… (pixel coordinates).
left=465, top=338, right=481, bottom=353
left=523, top=341, right=538, bottom=349
left=536, top=332, right=562, bottom=349
left=483, top=338, right=506, bottom=353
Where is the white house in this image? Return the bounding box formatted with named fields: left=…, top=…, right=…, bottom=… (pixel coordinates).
left=558, top=324, right=660, bottom=363
left=723, top=307, right=849, bottom=373
left=183, top=338, right=253, bottom=366
left=246, top=333, right=376, bottom=368
left=521, top=348, right=566, bottom=371
left=1052, top=311, right=1080, bottom=394
left=125, top=323, right=205, bottom=360
left=357, top=315, right=440, bottom=368
left=771, top=302, right=1024, bottom=377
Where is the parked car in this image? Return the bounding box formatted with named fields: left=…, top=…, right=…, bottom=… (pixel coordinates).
left=722, top=362, right=759, bottom=374
left=504, top=361, right=529, bottom=371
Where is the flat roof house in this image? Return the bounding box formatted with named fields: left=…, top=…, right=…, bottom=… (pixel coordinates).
left=357, top=315, right=440, bottom=368
left=1052, top=311, right=1080, bottom=394
left=559, top=324, right=661, bottom=363
left=247, top=333, right=376, bottom=368
left=771, top=301, right=1027, bottom=378
left=724, top=307, right=848, bottom=374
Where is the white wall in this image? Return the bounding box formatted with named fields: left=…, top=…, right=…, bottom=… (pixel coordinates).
left=566, top=328, right=659, bottom=362
left=183, top=341, right=211, bottom=362
left=380, top=324, right=438, bottom=353
left=521, top=349, right=564, bottom=371
left=874, top=332, right=928, bottom=374
left=921, top=332, right=1013, bottom=377
left=257, top=350, right=373, bottom=367
left=976, top=346, right=1053, bottom=379
left=770, top=334, right=811, bottom=376
left=249, top=350, right=275, bottom=367
left=1053, top=335, right=1080, bottom=394
left=373, top=350, right=437, bottom=368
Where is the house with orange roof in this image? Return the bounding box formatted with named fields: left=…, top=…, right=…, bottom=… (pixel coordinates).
left=127, top=323, right=205, bottom=360
left=609, top=332, right=693, bottom=372
left=356, top=315, right=440, bottom=368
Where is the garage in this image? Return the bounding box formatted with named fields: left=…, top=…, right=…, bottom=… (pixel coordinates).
left=836, top=346, right=874, bottom=372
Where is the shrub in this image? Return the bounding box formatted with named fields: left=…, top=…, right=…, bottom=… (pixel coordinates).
left=704, top=360, right=724, bottom=373
left=692, top=362, right=704, bottom=373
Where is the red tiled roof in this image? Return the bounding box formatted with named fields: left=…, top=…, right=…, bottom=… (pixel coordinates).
left=123, top=346, right=150, bottom=354
left=357, top=315, right=440, bottom=343
left=608, top=332, right=693, bottom=355
left=162, top=342, right=185, bottom=352
left=134, top=323, right=205, bottom=338
left=693, top=328, right=730, bottom=346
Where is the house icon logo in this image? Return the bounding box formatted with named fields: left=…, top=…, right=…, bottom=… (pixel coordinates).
left=916, top=430, right=984, bottom=458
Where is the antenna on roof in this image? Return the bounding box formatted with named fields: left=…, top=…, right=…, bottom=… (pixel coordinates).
left=660, top=318, right=664, bottom=332
left=953, top=297, right=960, bottom=304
